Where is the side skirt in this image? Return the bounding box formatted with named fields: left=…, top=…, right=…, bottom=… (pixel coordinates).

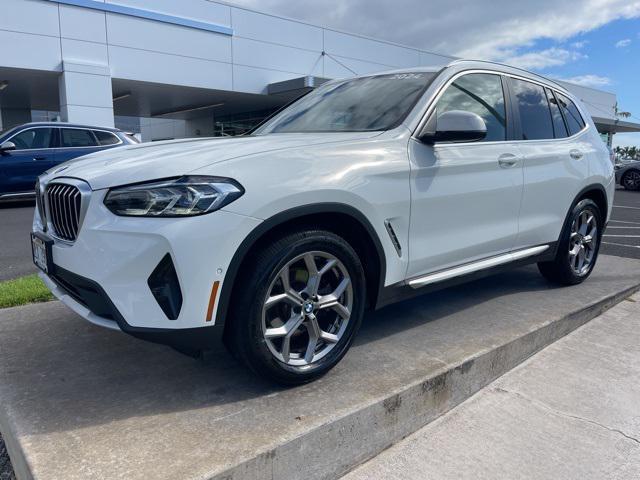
left=376, top=243, right=557, bottom=309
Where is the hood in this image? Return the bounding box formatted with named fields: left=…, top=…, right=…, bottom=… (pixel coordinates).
left=46, top=132, right=381, bottom=190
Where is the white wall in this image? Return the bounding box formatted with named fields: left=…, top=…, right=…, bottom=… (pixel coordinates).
left=0, top=0, right=618, bottom=128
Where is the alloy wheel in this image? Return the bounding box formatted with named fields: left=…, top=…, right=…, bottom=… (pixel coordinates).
left=623, top=171, right=640, bottom=190
left=261, top=251, right=353, bottom=366
left=569, top=209, right=598, bottom=276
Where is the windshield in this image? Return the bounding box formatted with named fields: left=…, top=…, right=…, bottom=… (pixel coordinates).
left=255, top=72, right=435, bottom=134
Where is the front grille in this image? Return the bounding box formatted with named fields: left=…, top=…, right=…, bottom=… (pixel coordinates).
left=47, top=183, right=82, bottom=242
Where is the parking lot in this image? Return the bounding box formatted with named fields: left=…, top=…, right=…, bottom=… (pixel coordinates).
left=601, top=188, right=640, bottom=259
left=1, top=188, right=638, bottom=284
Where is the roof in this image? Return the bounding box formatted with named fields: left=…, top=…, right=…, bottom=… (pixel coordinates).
left=592, top=116, right=640, bottom=134
left=10, top=122, right=122, bottom=132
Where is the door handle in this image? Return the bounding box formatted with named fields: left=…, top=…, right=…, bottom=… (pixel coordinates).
left=32, top=156, right=47, bottom=161
left=570, top=149, right=583, bottom=160
left=498, top=154, right=520, bottom=168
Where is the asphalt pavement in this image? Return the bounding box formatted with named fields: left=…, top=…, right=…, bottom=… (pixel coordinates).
left=0, top=200, right=36, bottom=281
left=601, top=188, right=640, bottom=259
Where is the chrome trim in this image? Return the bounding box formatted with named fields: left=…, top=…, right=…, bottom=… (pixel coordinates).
left=44, top=178, right=92, bottom=244
left=407, top=245, right=550, bottom=288
left=4, top=126, right=125, bottom=152
left=0, top=192, right=36, bottom=198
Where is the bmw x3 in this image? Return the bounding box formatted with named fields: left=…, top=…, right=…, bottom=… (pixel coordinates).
left=31, top=60, right=614, bottom=384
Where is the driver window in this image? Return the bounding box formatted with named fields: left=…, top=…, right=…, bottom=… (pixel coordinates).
left=434, top=73, right=507, bottom=142
left=10, top=128, right=54, bottom=150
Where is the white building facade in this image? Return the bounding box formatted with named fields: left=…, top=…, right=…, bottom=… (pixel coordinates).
left=2, top=0, right=638, bottom=143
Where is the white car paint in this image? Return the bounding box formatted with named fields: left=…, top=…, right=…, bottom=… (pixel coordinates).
left=32, top=60, right=614, bottom=337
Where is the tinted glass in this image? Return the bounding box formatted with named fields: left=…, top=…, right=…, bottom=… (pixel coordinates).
left=435, top=73, right=506, bottom=142
left=257, top=72, right=434, bottom=133
left=94, top=130, right=120, bottom=146
left=557, top=93, right=586, bottom=136
left=511, top=78, right=554, bottom=140
left=61, top=129, right=98, bottom=147
left=546, top=88, right=568, bottom=138
left=10, top=128, right=54, bottom=150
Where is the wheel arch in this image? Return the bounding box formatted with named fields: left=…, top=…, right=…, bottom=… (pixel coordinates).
left=575, top=183, right=608, bottom=221
left=215, top=203, right=387, bottom=328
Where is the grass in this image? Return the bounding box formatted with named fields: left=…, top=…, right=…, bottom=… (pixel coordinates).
left=0, top=274, right=54, bottom=309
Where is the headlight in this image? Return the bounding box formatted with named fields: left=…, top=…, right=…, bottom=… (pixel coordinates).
left=104, top=176, right=244, bottom=217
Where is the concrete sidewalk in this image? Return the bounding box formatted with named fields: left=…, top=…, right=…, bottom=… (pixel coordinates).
left=0, top=255, right=639, bottom=480
left=344, top=292, right=640, bottom=480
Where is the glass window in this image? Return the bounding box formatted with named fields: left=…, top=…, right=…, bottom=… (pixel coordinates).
left=556, top=93, right=586, bottom=136
left=434, top=73, right=506, bottom=142
left=545, top=88, right=568, bottom=139
left=93, top=130, right=120, bottom=146
left=256, top=72, right=435, bottom=134
left=511, top=78, right=554, bottom=140
left=61, top=129, right=98, bottom=148
left=9, top=128, right=55, bottom=150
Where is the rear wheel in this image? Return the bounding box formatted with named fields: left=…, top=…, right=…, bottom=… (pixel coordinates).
left=225, top=230, right=366, bottom=385
left=622, top=170, right=640, bottom=191
left=538, top=199, right=602, bottom=285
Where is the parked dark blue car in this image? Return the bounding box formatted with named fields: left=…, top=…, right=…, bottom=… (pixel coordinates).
left=0, top=122, right=138, bottom=201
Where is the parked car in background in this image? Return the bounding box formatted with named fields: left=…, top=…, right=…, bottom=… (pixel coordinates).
left=616, top=159, right=640, bottom=190
left=0, top=122, right=138, bottom=201
left=32, top=60, right=613, bottom=384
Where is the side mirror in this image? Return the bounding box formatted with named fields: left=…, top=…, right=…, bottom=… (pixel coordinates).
left=419, top=110, right=487, bottom=144
left=0, top=141, right=16, bottom=154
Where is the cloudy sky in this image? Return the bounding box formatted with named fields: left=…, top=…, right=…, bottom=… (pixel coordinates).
left=230, top=0, right=640, bottom=146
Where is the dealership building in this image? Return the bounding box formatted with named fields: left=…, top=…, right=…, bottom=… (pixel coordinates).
left=2, top=0, right=640, bottom=143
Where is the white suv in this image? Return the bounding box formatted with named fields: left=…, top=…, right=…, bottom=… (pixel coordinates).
left=32, top=60, right=614, bottom=384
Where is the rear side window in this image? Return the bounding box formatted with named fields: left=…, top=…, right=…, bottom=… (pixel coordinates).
left=61, top=129, right=98, bottom=148
left=93, top=130, right=121, bottom=146
left=10, top=128, right=55, bottom=150
left=434, top=73, right=507, bottom=142
left=556, top=93, right=586, bottom=136
left=510, top=78, right=554, bottom=140
left=545, top=88, right=568, bottom=138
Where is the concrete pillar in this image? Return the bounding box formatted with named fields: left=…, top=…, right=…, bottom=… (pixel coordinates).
left=59, top=61, right=114, bottom=127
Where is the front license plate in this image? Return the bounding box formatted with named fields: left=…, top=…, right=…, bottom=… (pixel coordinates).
left=31, top=233, right=53, bottom=274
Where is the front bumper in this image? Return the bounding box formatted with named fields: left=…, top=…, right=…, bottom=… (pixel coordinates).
left=34, top=186, right=262, bottom=334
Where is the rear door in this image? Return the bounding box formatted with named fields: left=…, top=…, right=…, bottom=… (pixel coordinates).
left=509, top=77, right=589, bottom=248
left=407, top=72, right=524, bottom=277
left=0, top=127, right=57, bottom=195
left=55, top=128, right=100, bottom=163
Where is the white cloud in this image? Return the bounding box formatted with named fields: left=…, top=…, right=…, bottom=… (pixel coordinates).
left=556, top=74, right=612, bottom=87
left=571, top=40, right=589, bottom=49
left=501, top=48, right=587, bottom=70
left=615, top=38, right=632, bottom=47
left=229, top=0, right=640, bottom=69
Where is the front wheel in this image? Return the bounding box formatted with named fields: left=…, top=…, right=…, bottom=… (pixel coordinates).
left=538, top=199, right=602, bottom=285
left=225, top=230, right=366, bottom=385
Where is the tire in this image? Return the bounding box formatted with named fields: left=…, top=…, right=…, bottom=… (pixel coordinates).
left=621, top=169, right=640, bottom=191
left=225, top=230, right=366, bottom=385
left=538, top=199, right=602, bottom=285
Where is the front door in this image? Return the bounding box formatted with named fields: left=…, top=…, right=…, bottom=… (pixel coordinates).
left=0, top=127, right=57, bottom=195
left=407, top=72, right=523, bottom=278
